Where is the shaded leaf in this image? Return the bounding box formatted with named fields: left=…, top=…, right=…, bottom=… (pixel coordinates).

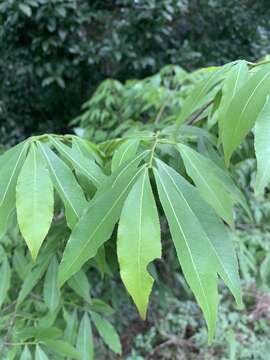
left=111, top=138, right=139, bottom=172
left=76, top=313, right=94, bottom=360
left=43, top=256, right=60, bottom=312
left=0, top=258, right=11, bottom=308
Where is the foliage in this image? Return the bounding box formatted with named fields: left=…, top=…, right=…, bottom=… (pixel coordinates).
left=2, top=58, right=270, bottom=358
left=1, top=0, right=270, bottom=143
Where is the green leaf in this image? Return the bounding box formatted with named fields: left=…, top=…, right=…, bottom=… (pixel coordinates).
left=111, top=138, right=139, bottom=172
left=35, top=345, right=48, bottom=360
left=43, top=340, right=81, bottom=360
left=58, top=153, right=146, bottom=286
left=20, top=346, right=32, bottom=360
left=43, top=256, right=60, bottom=312
left=39, top=143, right=87, bottom=229
left=13, top=249, right=31, bottom=280
left=254, top=96, right=270, bottom=194
left=64, top=309, right=78, bottom=345
left=222, top=63, right=270, bottom=165
left=0, top=142, right=28, bottom=238
left=16, top=143, right=54, bottom=259
left=76, top=313, right=94, bottom=360
left=50, top=137, right=106, bottom=188
left=0, top=258, right=11, bottom=308
left=67, top=270, right=91, bottom=303
left=218, top=60, right=249, bottom=143
left=19, top=4, right=32, bottom=17
left=91, top=312, right=122, bottom=355
left=117, top=168, right=161, bottom=319
left=176, top=65, right=230, bottom=126
left=154, top=160, right=242, bottom=342
left=179, top=144, right=234, bottom=227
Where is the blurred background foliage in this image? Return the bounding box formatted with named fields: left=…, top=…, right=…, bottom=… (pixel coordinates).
left=1, top=0, right=270, bottom=144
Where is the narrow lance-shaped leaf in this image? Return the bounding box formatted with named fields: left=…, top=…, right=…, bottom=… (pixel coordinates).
left=76, top=313, right=94, bottom=360
left=19, top=345, right=32, bottom=360
left=117, top=168, right=161, bottom=319
left=111, top=138, right=139, bottom=172
left=154, top=160, right=242, bottom=342
left=0, top=141, right=28, bottom=238
left=64, top=309, right=78, bottom=345
left=254, top=96, right=270, bottom=194
left=35, top=345, right=49, bottom=360
left=39, top=143, right=88, bottom=229
left=217, top=60, right=249, bottom=143
left=179, top=144, right=234, bottom=227
left=43, top=255, right=61, bottom=312
left=16, top=143, right=54, bottom=260
left=91, top=312, right=122, bottom=355
left=50, top=137, right=106, bottom=188
left=67, top=269, right=91, bottom=303
left=222, top=63, right=270, bottom=165
left=43, top=340, right=81, bottom=360
left=58, top=153, right=147, bottom=286
left=0, top=257, right=11, bottom=309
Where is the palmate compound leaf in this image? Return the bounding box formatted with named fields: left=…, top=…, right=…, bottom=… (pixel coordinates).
left=254, top=96, right=270, bottom=195
left=222, top=63, right=270, bottom=165
left=154, top=159, right=242, bottom=342
left=178, top=144, right=250, bottom=227
left=117, top=168, right=161, bottom=319
left=58, top=152, right=147, bottom=286
left=38, top=142, right=88, bottom=229
left=16, top=143, right=54, bottom=260
left=0, top=141, right=28, bottom=238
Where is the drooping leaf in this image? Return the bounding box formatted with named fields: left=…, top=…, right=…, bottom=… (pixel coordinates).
left=222, top=63, right=270, bottom=165
left=111, top=138, right=139, bottom=172
left=254, top=96, right=270, bottom=194
left=76, top=313, right=94, bottom=360
left=35, top=345, right=49, bottom=360
left=179, top=144, right=234, bottom=227
left=67, top=270, right=91, bottom=303
left=154, top=160, right=242, bottom=342
left=217, top=60, right=249, bottom=142
left=50, top=137, right=106, bottom=188
left=16, top=143, right=54, bottom=259
left=0, top=142, right=28, bottom=238
left=0, top=257, right=11, bottom=308
left=91, top=312, right=122, bottom=355
left=13, top=249, right=31, bottom=280
left=43, top=256, right=61, bottom=312
left=117, top=168, right=161, bottom=319
left=43, top=340, right=81, bottom=360
left=39, top=143, right=87, bottom=228
left=58, top=153, right=146, bottom=286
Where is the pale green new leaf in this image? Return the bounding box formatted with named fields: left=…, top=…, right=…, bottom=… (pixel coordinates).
left=58, top=153, right=146, bottom=286
left=50, top=137, right=106, bottom=188
left=43, top=256, right=61, bottom=312
left=20, top=346, right=32, bottom=360
left=39, top=143, right=88, bottom=228
left=0, top=258, right=11, bottom=308
left=35, top=346, right=49, bottom=360
left=154, top=160, right=242, bottom=342
left=179, top=144, right=234, bottom=227
left=76, top=313, right=94, bottom=360
left=43, top=340, right=81, bottom=360
left=218, top=60, right=249, bottom=142
left=111, top=138, right=139, bottom=172
left=222, top=63, right=270, bottom=165
left=0, top=142, right=28, bottom=238
left=254, top=96, right=270, bottom=194
left=16, top=143, right=54, bottom=259
left=91, top=312, right=122, bottom=355
left=67, top=270, right=91, bottom=303
left=117, top=168, right=161, bottom=319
